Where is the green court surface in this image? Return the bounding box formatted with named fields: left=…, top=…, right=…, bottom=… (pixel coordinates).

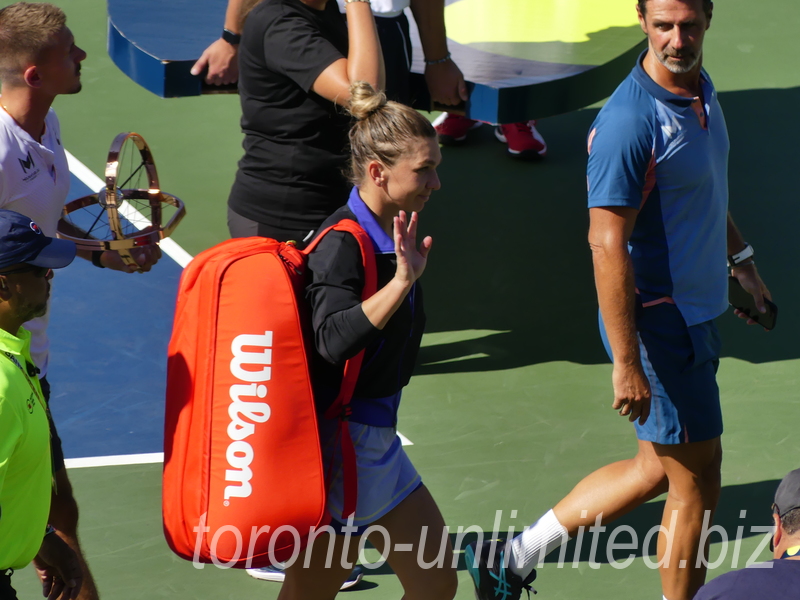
left=6, top=0, right=800, bottom=598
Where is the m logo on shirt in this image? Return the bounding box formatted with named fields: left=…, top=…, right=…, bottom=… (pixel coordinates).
left=19, top=152, right=35, bottom=173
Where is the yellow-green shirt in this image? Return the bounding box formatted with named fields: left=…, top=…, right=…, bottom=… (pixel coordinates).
left=0, top=327, right=51, bottom=570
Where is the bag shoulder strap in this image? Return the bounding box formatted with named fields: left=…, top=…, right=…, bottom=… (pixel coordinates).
left=303, top=219, right=378, bottom=518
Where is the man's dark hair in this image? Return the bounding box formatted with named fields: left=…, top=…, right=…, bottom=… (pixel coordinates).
left=638, top=0, right=713, bottom=17
left=781, top=507, right=800, bottom=537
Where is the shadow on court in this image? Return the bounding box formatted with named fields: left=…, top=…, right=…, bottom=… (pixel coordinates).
left=417, top=87, right=800, bottom=375
left=357, top=478, right=776, bottom=579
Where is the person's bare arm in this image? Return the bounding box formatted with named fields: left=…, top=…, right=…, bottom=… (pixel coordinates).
left=33, top=533, right=82, bottom=600
left=727, top=212, right=771, bottom=324
left=409, top=0, right=467, bottom=106
left=75, top=246, right=161, bottom=273
left=588, top=206, right=650, bottom=424
left=311, top=1, right=384, bottom=105
left=191, top=0, right=246, bottom=85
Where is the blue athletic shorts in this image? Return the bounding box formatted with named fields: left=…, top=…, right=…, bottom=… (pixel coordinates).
left=599, top=301, right=723, bottom=445
left=319, top=419, right=421, bottom=535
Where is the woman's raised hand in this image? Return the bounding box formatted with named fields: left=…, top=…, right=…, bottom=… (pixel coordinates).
left=393, top=211, right=432, bottom=287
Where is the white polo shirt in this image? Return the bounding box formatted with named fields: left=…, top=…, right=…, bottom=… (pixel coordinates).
left=337, top=0, right=409, bottom=17
left=0, top=104, right=71, bottom=376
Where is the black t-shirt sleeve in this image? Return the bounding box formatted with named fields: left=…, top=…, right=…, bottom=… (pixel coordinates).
left=262, top=4, right=346, bottom=92
left=306, top=230, right=379, bottom=365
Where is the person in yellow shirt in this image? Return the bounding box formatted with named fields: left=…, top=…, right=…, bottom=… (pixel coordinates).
left=0, top=209, right=80, bottom=600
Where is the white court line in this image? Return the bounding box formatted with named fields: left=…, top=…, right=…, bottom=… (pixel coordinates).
left=63, top=151, right=412, bottom=469
left=65, top=150, right=193, bottom=268
left=65, top=431, right=414, bottom=469
left=64, top=452, right=164, bottom=469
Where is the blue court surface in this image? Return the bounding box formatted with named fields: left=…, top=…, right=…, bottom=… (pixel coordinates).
left=48, top=170, right=184, bottom=462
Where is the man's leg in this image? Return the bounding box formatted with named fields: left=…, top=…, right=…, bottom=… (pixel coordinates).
left=509, top=439, right=668, bottom=578
left=653, top=437, right=722, bottom=600
left=42, top=377, right=99, bottom=600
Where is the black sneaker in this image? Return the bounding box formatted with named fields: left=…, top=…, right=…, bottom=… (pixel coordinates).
left=465, top=540, right=536, bottom=600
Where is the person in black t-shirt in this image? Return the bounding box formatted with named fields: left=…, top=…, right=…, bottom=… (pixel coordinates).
left=227, top=0, right=384, bottom=247
left=278, top=82, right=456, bottom=600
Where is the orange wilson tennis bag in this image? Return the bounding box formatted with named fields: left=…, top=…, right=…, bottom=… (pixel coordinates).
left=163, top=220, right=376, bottom=568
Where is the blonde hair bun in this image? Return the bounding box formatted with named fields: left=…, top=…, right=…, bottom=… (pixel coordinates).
left=347, top=81, right=387, bottom=120
left=346, top=81, right=437, bottom=185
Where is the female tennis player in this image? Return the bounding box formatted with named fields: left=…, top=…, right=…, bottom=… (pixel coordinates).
left=279, top=81, right=456, bottom=600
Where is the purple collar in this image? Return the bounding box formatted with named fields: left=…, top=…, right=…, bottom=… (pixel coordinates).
left=346, top=187, right=394, bottom=254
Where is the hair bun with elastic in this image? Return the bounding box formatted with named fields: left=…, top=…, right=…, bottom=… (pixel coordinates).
left=347, top=81, right=387, bottom=120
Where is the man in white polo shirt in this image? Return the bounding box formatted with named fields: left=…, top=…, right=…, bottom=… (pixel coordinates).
left=0, top=4, right=160, bottom=599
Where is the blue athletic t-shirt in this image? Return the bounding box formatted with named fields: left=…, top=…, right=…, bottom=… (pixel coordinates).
left=587, top=53, right=729, bottom=327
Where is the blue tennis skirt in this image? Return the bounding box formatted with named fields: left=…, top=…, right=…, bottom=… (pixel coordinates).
left=599, top=302, right=723, bottom=445
left=318, top=418, right=421, bottom=535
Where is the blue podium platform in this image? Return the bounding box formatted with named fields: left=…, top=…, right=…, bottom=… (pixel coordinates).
left=107, top=0, right=646, bottom=123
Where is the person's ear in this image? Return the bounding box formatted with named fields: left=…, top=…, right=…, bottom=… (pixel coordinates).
left=367, top=160, right=386, bottom=187
left=772, top=513, right=782, bottom=556
left=23, top=64, right=43, bottom=89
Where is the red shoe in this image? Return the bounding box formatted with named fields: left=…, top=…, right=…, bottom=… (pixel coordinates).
left=495, top=121, right=547, bottom=158
left=433, top=113, right=482, bottom=146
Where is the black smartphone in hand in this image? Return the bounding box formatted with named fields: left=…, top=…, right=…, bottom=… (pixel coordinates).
left=728, top=276, right=777, bottom=330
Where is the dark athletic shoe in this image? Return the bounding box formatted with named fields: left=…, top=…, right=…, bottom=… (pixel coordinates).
left=465, top=540, right=536, bottom=600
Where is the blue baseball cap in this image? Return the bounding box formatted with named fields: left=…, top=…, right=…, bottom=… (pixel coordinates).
left=0, top=209, right=76, bottom=271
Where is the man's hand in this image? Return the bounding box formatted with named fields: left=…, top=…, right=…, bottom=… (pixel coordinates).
left=33, top=533, right=82, bottom=600
left=101, top=245, right=162, bottom=273
left=190, top=38, right=239, bottom=85
left=730, top=263, right=771, bottom=325
left=424, top=59, right=468, bottom=106
left=612, top=361, right=651, bottom=425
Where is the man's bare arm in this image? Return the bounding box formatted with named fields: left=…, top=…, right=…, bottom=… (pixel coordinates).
left=75, top=246, right=161, bottom=273
left=727, top=212, right=771, bottom=323
left=588, top=206, right=651, bottom=424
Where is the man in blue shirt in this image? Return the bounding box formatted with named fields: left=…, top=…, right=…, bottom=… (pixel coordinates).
left=693, top=469, right=800, bottom=600
left=465, top=2, right=771, bottom=600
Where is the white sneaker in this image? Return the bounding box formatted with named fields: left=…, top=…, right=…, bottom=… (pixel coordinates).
left=246, top=564, right=364, bottom=590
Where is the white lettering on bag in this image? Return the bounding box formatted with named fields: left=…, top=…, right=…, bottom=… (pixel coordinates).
left=224, top=332, right=273, bottom=501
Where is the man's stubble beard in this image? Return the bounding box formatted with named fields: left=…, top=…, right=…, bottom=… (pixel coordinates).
left=654, top=47, right=702, bottom=74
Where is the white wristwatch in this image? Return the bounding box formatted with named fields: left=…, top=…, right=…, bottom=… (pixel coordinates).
left=728, top=243, right=754, bottom=267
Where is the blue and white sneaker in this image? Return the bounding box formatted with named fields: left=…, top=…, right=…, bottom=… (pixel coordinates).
left=246, top=563, right=364, bottom=590
left=465, top=541, right=536, bottom=600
